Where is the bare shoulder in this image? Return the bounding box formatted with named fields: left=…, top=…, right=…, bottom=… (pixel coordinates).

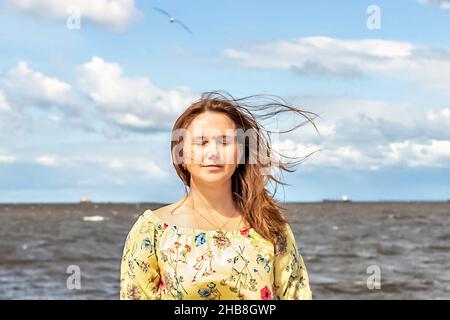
left=152, top=203, right=174, bottom=217
left=152, top=199, right=192, bottom=224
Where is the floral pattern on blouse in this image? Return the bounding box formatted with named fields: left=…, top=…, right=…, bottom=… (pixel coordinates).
left=120, top=209, right=312, bottom=300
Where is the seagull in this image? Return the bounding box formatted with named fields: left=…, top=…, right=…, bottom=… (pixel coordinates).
left=153, top=6, right=193, bottom=35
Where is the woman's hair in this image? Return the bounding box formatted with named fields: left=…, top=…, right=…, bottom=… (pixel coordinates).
left=170, top=90, right=321, bottom=247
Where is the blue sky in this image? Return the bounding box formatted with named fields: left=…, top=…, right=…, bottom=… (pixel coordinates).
left=1, top=0, right=450, bottom=203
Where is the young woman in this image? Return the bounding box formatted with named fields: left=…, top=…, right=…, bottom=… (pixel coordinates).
left=120, top=91, right=319, bottom=300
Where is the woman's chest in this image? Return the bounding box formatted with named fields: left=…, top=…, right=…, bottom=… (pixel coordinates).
left=154, top=229, right=275, bottom=299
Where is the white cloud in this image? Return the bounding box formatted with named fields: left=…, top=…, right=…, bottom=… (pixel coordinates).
left=1, top=61, right=73, bottom=111
left=273, top=139, right=380, bottom=171
left=287, top=95, right=450, bottom=146
left=334, top=107, right=450, bottom=143
left=35, top=155, right=58, bottom=166
left=29, top=152, right=169, bottom=178
left=225, top=36, right=450, bottom=92
left=273, top=139, right=322, bottom=160
left=0, top=61, right=95, bottom=133
left=0, top=57, right=198, bottom=134
left=106, top=156, right=167, bottom=177
left=225, top=37, right=413, bottom=76
left=48, top=114, right=62, bottom=123
left=273, top=137, right=450, bottom=170
left=0, top=90, right=12, bottom=111
left=77, top=56, right=196, bottom=131
left=426, top=107, right=450, bottom=122
left=381, top=139, right=450, bottom=167
left=0, top=154, right=16, bottom=164
left=418, top=0, right=450, bottom=9
left=115, top=113, right=155, bottom=129
left=7, top=0, right=141, bottom=31
left=269, top=95, right=450, bottom=170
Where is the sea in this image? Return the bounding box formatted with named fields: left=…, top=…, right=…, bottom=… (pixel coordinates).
left=0, top=202, right=449, bottom=299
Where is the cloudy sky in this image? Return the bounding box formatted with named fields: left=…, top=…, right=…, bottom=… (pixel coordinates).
left=1, top=0, right=449, bottom=203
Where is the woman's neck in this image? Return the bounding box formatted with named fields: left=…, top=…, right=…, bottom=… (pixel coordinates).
left=187, top=178, right=237, bottom=218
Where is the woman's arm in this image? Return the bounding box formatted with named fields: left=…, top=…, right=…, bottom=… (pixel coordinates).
left=120, top=213, right=161, bottom=300
left=273, top=223, right=312, bottom=300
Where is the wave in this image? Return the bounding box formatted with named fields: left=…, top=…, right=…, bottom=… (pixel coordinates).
left=82, top=216, right=106, bottom=222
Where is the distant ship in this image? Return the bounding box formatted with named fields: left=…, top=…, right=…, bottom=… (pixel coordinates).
left=80, top=196, right=91, bottom=204
left=322, top=195, right=352, bottom=203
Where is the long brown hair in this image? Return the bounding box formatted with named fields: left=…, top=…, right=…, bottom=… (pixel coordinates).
left=170, top=91, right=320, bottom=247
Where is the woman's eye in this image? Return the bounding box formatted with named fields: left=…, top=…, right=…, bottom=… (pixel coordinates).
left=221, top=137, right=234, bottom=145
left=196, top=140, right=207, bottom=146
left=194, top=138, right=232, bottom=146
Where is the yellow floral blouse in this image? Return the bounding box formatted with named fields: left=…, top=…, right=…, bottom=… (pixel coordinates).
left=120, top=209, right=312, bottom=300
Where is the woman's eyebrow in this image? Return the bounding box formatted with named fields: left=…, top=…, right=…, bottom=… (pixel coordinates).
left=192, top=135, right=233, bottom=139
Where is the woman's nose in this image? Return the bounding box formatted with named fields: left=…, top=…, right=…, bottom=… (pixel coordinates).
left=204, top=142, right=223, bottom=162
left=205, top=140, right=220, bottom=154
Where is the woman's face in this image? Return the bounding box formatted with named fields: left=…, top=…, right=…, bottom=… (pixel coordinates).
left=183, top=111, right=243, bottom=185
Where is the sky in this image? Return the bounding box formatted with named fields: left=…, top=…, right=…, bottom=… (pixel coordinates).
left=0, top=0, right=450, bottom=203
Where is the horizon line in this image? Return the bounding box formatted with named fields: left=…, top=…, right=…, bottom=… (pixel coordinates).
left=1, top=199, right=449, bottom=205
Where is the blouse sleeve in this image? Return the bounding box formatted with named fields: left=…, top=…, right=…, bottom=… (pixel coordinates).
left=273, top=223, right=312, bottom=300
left=120, top=212, right=161, bottom=300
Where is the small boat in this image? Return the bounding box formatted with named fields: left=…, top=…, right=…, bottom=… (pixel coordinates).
left=80, top=196, right=91, bottom=204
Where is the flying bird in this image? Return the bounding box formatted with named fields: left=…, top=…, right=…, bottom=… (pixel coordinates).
left=153, top=6, right=193, bottom=35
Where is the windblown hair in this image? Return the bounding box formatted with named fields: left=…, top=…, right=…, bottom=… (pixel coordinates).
left=170, top=90, right=320, bottom=247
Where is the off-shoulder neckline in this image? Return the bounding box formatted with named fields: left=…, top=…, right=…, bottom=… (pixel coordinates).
left=144, top=208, right=255, bottom=237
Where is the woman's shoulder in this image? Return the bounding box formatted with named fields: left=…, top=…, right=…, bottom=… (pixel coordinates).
left=150, top=200, right=195, bottom=226
left=151, top=203, right=177, bottom=220
left=128, top=208, right=162, bottom=236
left=136, top=201, right=190, bottom=229
left=137, top=201, right=181, bottom=221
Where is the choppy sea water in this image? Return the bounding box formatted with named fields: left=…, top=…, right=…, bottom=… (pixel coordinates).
left=0, top=202, right=449, bottom=299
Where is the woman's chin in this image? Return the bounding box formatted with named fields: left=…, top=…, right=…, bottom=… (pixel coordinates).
left=197, top=174, right=228, bottom=184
